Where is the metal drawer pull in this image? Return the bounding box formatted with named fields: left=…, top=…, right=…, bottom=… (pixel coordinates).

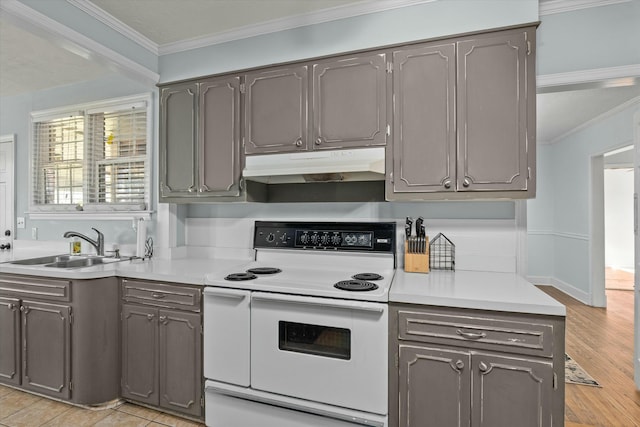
left=159, top=315, right=168, bottom=324
left=478, top=362, right=489, bottom=372
left=151, top=293, right=166, bottom=299
left=147, top=313, right=155, bottom=321
left=456, top=329, right=486, bottom=340
left=455, top=360, right=464, bottom=370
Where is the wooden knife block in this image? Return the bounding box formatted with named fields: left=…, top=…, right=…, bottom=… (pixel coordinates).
left=404, top=244, right=430, bottom=273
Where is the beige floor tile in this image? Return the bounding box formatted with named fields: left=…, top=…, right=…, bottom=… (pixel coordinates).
left=0, top=385, right=16, bottom=399
left=2, top=398, right=71, bottom=427
left=116, top=402, right=161, bottom=420
left=41, top=406, right=113, bottom=427
left=150, top=412, right=204, bottom=427
left=93, top=411, right=150, bottom=427
left=0, top=391, right=41, bottom=419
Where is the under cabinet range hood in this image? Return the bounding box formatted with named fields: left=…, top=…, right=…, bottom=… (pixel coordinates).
left=243, top=147, right=385, bottom=184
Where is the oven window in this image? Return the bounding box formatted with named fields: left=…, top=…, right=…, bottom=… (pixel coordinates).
left=279, top=321, right=351, bottom=360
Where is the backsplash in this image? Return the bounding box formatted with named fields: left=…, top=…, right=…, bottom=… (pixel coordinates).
left=185, top=217, right=520, bottom=274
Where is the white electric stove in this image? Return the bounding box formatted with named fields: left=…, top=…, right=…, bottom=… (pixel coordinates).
left=203, top=221, right=396, bottom=427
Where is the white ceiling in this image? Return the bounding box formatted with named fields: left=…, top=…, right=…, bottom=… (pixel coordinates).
left=1, top=0, right=638, bottom=144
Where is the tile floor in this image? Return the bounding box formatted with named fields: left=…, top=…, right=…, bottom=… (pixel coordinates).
left=0, top=385, right=205, bottom=427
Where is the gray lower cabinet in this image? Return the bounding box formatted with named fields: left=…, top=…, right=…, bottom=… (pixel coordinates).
left=121, top=279, right=203, bottom=419
left=0, top=274, right=119, bottom=405
left=160, top=75, right=242, bottom=202
left=390, top=304, right=564, bottom=427
left=387, top=25, right=536, bottom=200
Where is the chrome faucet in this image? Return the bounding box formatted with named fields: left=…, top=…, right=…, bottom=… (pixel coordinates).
left=63, top=228, right=104, bottom=256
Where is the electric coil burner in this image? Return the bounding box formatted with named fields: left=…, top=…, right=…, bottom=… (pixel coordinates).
left=352, top=273, right=383, bottom=281
left=334, top=280, right=379, bottom=292
left=247, top=267, right=282, bottom=275
left=224, top=272, right=257, bottom=281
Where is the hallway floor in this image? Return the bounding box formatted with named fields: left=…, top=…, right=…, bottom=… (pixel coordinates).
left=605, top=267, right=635, bottom=291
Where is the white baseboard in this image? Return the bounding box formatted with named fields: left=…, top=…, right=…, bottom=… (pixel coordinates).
left=527, top=275, right=594, bottom=306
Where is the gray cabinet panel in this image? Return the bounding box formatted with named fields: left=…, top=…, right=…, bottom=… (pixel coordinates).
left=390, top=43, right=456, bottom=194
left=200, top=76, right=242, bottom=196
left=472, top=353, right=553, bottom=427
left=121, top=303, right=158, bottom=405
left=399, top=345, right=470, bottom=427
left=0, top=297, right=20, bottom=385
left=245, top=66, right=308, bottom=154
left=457, top=30, right=531, bottom=192
left=160, top=82, right=198, bottom=197
left=21, top=300, right=70, bottom=400
left=159, top=309, right=202, bottom=417
left=313, top=53, right=387, bottom=149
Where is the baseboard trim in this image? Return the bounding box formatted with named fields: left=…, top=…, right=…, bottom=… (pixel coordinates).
left=528, top=275, right=594, bottom=306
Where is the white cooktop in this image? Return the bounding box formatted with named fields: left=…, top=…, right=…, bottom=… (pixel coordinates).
left=204, top=250, right=395, bottom=302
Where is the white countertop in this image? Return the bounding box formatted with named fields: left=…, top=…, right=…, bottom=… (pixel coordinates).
left=1, top=248, right=565, bottom=316
left=390, top=270, right=566, bottom=316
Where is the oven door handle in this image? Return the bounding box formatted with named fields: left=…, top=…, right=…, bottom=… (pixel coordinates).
left=203, top=287, right=248, bottom=300
left=252, top=293, right=385, bottom=313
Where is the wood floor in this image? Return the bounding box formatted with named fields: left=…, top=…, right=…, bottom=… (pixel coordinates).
left=538, top=286, right=640, bottom=427
left=606, top=267, right=635, bottom=291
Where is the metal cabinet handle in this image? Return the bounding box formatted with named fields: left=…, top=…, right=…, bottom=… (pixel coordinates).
left=456, top=329, right=486, bottom=340
left=187, top=185, right=196, bottom=193
left=462, top=178, right=471, bottom=188
left=20, top=305, right=28, bottom=313
left=294, top=138, right=303, bottom=147
left=443, top=180, right=451, bottom=189
left=315, top=137, right=323, bottom=146
left=159, top=315, right=168, bottom=324
left=455, top=360, right=465, bottom=370
left=151, top=293, right=166, bottom=299
left=147, top=313, right=155, bottom=321
left=7, top=303, right=16, bottom=310
left=478, top=361, right=489, bottom=372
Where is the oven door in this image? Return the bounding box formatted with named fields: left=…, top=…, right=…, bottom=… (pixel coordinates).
left=250, top=292, right=388, bottom=415
left=203, top=287, right=250, bottom=386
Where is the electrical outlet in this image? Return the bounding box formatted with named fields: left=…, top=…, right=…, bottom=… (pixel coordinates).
left=17, top=217, right=25, bottom=229
left=31, top=227, right=38, bottom=240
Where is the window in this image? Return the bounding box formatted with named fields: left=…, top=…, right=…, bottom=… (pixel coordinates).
left=30, top=95, right=151, bottom=216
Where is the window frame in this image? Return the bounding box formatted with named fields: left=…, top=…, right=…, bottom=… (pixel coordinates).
left=28, top=94, right=153, bottom=220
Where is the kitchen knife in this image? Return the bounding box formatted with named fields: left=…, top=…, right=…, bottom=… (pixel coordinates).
left=415, top=217, right=424, bottom=253
left=405, top=217, right=413, bottom=252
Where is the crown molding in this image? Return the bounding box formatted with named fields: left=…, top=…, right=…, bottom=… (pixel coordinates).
left=0, top=0, right=158, bottom=85
left=67, top=0, right=159, bottom=55
left=537, top=64, right=640, bottom=88
left=158, top=0, right=435, bottom=55
left=539, top=0, right=631, bottom=16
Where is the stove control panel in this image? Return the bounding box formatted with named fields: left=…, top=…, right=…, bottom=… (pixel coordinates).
left=253, top=221, right=395, bottom=253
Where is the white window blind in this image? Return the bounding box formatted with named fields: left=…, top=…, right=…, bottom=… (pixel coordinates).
left=30, top=95, right=151, bottom=214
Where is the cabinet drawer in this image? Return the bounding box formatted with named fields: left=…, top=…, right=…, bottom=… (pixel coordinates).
left=0, top=274, right=71, bottom=302
left=121, top=279, right=201, bottom=312
left=398, top=309, right=554, bottom=358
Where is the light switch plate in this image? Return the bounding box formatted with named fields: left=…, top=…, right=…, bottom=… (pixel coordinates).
left=17, top=217, right=25, bottom=229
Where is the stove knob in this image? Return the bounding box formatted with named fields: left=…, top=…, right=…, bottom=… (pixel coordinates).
left=266, top=233, right=276, bottom=243
left=310, top=234, right=319, bottom=245
left=331, top=234, right=342, bottom=246
left=300, top=234, right=309, bottom=245
left=279, top=233, right=288, bottom=243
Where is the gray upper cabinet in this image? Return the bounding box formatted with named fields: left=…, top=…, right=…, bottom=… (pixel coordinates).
left=244, top=65, right=308, bottom=154
left=387, top=25, right=536, bottom=201
left=312, top=53, right=388, bottom=149
left=160, top=82, right=197, bottom=197
left=457, top=28, right=534, bottom=193
left=388, top=42, right=456, bottom=196
left=160, top=76, right=242, bottom=202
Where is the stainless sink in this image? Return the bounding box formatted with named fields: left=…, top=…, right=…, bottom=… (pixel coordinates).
left=9, top=254, right=129, bottom=269
left=9, top=254, right=73, bottom=265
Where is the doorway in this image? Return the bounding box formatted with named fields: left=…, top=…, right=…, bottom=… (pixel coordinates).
left=604, top=146, right=635, bottom=291
left=0, top=134, right=15, bottom=249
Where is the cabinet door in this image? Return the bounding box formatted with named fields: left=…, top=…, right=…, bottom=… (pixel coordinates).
left=312, top=53, right=387, bottom=149
left=121, top=304, right=158, bottom=405
left=21, top=300, right=71, bottom=400
left=200, top=76, right=242, bottom=197
left=389, top=43, right=456, bottom=196
left=160, top=82, right=198, bottom=198
left=472, top=352, right=553, bottom=427
left=398, top=344, right=471, bottom=427
left=159, top=309, right=202, bottom=417
left=456, top=29, right=532, bottom=192
left=0, top=297, right=20, bottom=386
left=244, top=65, right=308, bottom=154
